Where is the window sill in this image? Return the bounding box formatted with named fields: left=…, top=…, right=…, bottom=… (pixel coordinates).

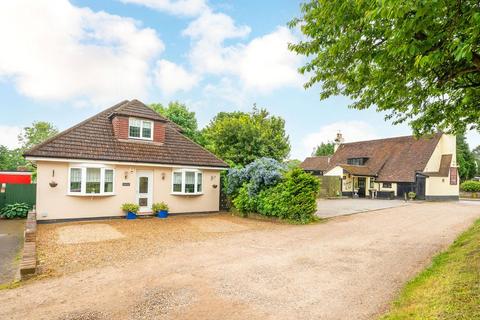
left=128, top=136, right=153, bottom=141
left=67, top=193, right=116, bottom=197
left=170, top=192, right=203, bottom=196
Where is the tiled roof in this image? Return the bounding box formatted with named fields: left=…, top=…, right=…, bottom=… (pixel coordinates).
left=337, top=164, right=376, bottom=176
left=327, top=133, right=442, bottom=182
left=423, top=154, right=452, bottom=177
left=24, top=100, right=228, bottom=168
left=300, top=156, right=330, bottom=171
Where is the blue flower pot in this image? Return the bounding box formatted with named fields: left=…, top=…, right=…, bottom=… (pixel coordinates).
left=157, top=210, right=168, bottom=218
left=126, top=211, right=137, bottom=219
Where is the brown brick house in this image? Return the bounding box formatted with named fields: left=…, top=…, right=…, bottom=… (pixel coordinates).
left=24, top=100, right=228, bottom=220
left=304, top=133, right=459, bottom=200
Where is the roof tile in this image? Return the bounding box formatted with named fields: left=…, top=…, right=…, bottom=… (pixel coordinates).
left=24, top=100, right=228, bottom=168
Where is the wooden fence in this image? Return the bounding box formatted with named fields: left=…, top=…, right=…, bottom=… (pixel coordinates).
left=0, top=184, right=36, bottom=209
left=317, top=176, right=342, bottom=198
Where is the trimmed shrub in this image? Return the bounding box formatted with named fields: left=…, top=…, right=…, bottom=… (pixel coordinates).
left=460, top=181, right=480, bottom=192
left=226, top=157, right=286, bottom=196
left=232, top=184, right=258, bottom=215
left=257, top=168, right=320, bottom=224
left=0, top=203, right=29, bottom=219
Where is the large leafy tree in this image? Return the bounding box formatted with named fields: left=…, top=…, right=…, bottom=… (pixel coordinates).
left=457, top=134, right=477, bottom=180
left=312, top=142, right=334, bottom=156
left=18, top=121, right=58, bottom=150
left=0, top=122, right=58, bottom=173
left=289, top=1, right=480, bottom=135
left=203, top=107, right=291, bottom=167
left=150, top=101, right=205, bottom=145
left=0, top=146, right=24, bottom=171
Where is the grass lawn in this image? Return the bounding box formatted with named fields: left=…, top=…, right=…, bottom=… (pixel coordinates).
left=381, top=219, right=480, bottom=319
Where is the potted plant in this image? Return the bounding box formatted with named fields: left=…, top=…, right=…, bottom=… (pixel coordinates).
left=121, top=203, right=139, bottom=220
left=152, top=202, right=169, bottom=218
left=408, top=191, right=416, bottom=200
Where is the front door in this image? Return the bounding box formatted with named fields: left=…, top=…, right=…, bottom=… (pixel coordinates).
left=136, top=170, right=153, bottom=213
left=357, top=177, right=366, bottom=197
left=415, top=174, right=426, bottom=200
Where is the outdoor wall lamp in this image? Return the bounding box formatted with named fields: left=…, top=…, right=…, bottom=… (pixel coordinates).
left=124, top=171, right=129, bottom=180
left=161, top=172, right=166, bottom=180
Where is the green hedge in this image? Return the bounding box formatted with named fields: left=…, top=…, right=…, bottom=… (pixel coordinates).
left=460, top=181, right=480, bottom=192
left=233, top=168, right=320, bottom=224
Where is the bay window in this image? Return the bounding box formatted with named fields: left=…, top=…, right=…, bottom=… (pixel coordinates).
left=129, top=118, right=153, bottom=140
left=68, top=166, right=115, bottom=195
left=171, top=169, right=203, bottom=195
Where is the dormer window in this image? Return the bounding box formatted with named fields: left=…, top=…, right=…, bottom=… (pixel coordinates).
left=347, top=157, right=368, bottom=165
left=129, top=118, right=153, bottom=140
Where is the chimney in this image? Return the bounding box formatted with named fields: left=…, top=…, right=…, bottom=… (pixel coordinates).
left=334, top=131, right=344, bottom=152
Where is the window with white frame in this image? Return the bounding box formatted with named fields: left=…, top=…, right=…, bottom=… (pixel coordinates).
left=68, top=166, right=115, bottom=195
left=129, top=118, right=153, bottom=140
left=171, top=169, right=203, bottom=195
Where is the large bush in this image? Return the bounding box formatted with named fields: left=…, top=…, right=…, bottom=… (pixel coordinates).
left=226, top=158, right=286, bottom=196
left=232, top=184, right=258, bottom=215
left=460, top=181, right=480, bottom=192
left=257, top=168, right=320, bottom=224
left=232, top=168, right=320, bottom=224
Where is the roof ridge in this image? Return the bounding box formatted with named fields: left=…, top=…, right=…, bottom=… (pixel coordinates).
left=340, top=133, right=440, bottom=146
left=24, top=100, right=130, bottom=156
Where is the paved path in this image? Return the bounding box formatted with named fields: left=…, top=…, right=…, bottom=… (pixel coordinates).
left=0, top=202, right=479, bottom=320
left=0, top=220, right=24, bottom=285
left=316, top=198, right=408, bottom=218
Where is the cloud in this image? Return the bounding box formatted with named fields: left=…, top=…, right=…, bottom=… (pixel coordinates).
left=0, top=126, right=22, bottom=149
left=182, top=10, right=302, bottom=92
left=121, top=1, right=304, bottom=95
left=233, top=27, right=304, bottom=92
left=120, top=0, right=207, bottom=16
left=297, top=121, right=379, bottom=159
left=154, top=59, right=199, bottom=95
left=0, top=0, right=164, bottom=106
left=183, top=10, right=251, bottom=74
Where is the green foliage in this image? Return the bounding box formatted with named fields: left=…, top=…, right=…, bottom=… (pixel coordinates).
left=19, top=121, right=58, bottom=150
left=381, top=219, right=480, bottom=319
left=457, top=134, right=477, bottom=181
left=289, top=1, right=480, bottom=135
left=0, top=121, right=58, bottom=178
left=257, top=168, right=320, bottom=224
left=0, top=146, right=25, bottom=171
left=0, top=203, right=29, bottom=219
left=284, top=159, right=301, bottom=170
left=232, top=184, right=258, bottom=216
left=152, top=202, right=169, bottom=212
left=473, top=145, right=480, bottom=175
left=408, top=191, right=416, bottom=200
left=203, top=106, right=291, bottom=167
left=149, top=101, right=205, bottom=145
left=232, top=168, right=320, bottom=224
left=312, top=142, right=334, bottom=156
left=121, top=203, right=140, bottom=213
left=460, top=180, right=480, bottom=192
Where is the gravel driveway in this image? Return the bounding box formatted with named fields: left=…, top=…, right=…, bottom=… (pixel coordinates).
left=1, top=202, right=479, bottom=320
left=316, top=198, right=408, bottom=218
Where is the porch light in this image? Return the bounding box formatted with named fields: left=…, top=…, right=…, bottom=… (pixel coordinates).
left=161, top=172, right=166, bottom=180
left=124, top=171, right=129, bottom=180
